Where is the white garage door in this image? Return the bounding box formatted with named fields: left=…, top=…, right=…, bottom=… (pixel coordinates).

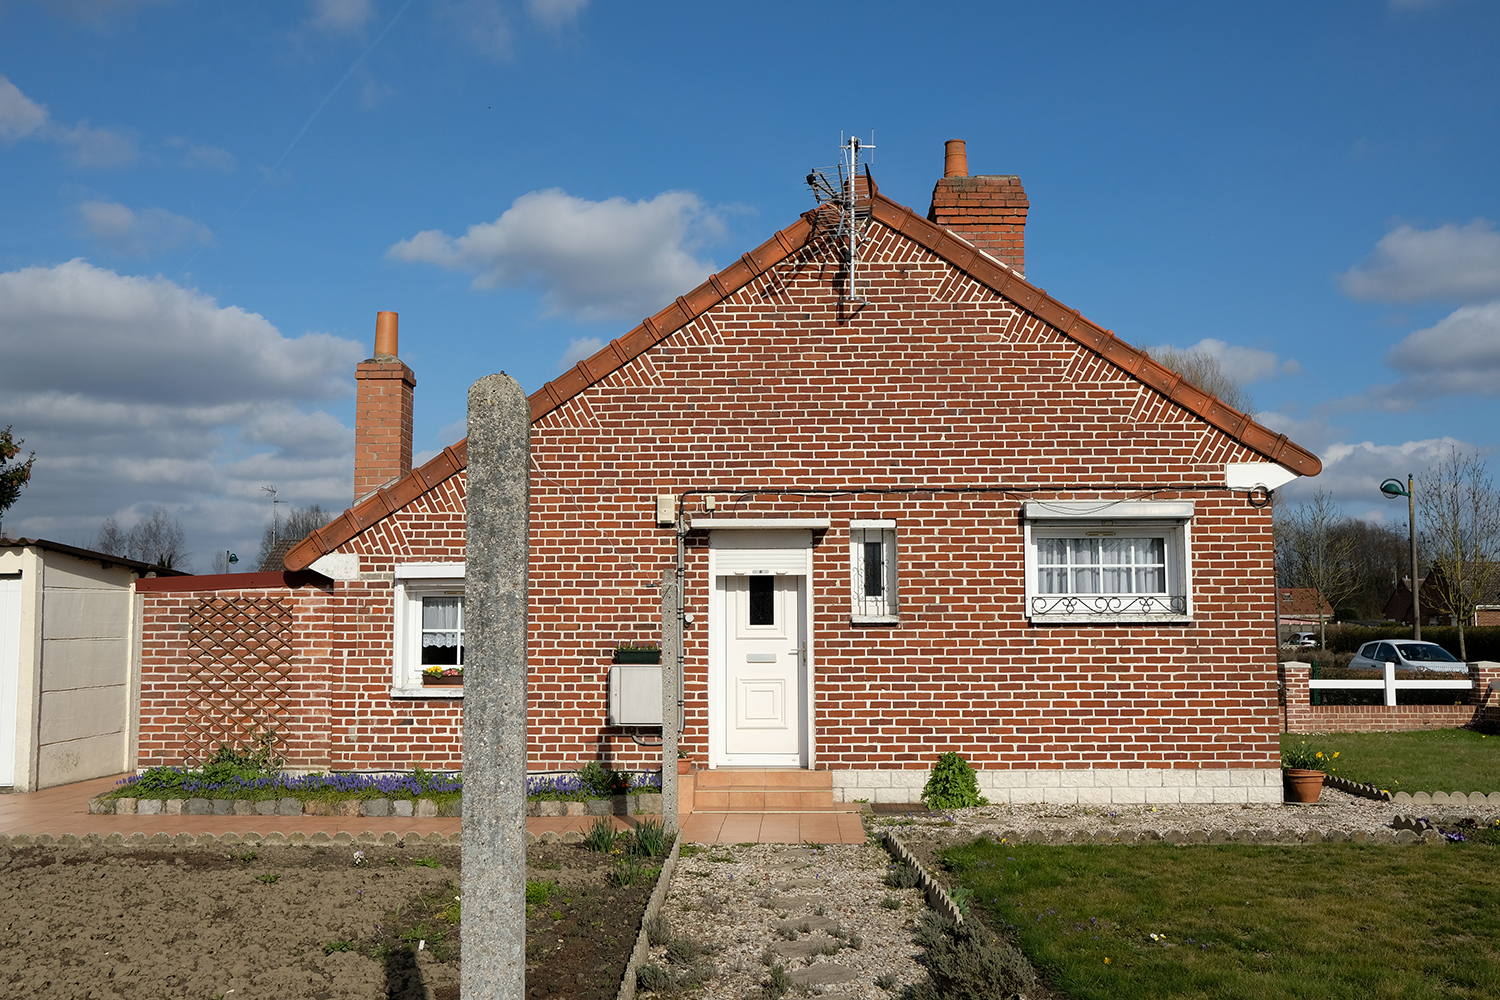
left=0, top=575, right=20, bottom=788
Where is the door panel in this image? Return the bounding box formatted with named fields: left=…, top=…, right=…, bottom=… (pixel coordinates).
left=0, top=577, right=21, bottom=788
left=722, top=574, right=803, bottom=759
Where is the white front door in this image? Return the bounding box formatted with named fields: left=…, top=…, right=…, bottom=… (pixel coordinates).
left=722, top=574, right=805, bottom=761
left=0, top=576, right=21, bottom=788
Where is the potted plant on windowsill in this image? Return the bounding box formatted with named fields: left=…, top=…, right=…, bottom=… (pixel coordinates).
left=612, top=642, right=661, bottom=665
left=1281, top=741, right=1338, bottom=803
left=422, top=666, right=463, bottom=687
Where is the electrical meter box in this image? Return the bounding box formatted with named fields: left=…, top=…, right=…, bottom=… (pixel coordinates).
left=608, top=665, right=662, bottom=726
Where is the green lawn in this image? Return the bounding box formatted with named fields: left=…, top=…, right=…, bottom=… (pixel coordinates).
left=1281, top=729, right=1500, bottom=793
left=940, top=839, right=1500, bottom=1000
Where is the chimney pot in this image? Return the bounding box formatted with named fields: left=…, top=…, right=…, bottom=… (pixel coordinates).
left=374, top=311, right=399, bottom=358
left=944, top=139, right=968, bottom=178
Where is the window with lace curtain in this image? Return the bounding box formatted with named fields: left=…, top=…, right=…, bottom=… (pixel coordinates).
left=392, top=563, right=465, bottom=695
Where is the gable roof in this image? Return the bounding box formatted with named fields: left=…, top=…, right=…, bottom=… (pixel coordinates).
left=286, top=186, right=1321, bottom=573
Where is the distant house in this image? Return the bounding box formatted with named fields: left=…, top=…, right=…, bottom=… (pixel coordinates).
left=1278, top=587, right=1333, bottom=631
left=1386, top=568, right=1500, bottom=627
left=0, top=537, right=178, bottom=791
left=133, top=140, right=1322, bottom=806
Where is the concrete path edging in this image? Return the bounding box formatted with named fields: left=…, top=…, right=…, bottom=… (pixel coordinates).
left=615, top=837, right=683, bottom=1000
left=883, top=831, right=965, bottom=925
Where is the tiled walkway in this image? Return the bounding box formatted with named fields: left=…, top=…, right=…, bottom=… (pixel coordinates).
left=0, top=775, right=869, bottom=845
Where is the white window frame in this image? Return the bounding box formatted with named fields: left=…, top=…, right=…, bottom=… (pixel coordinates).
left=1023, top=502, right=1193, bottom=624
left=850, top=519, right=899, bottom=624
left=392, top=562, right=466, bottom=698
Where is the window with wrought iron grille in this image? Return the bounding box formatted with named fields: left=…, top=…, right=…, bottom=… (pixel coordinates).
left=393, top=563, right=466, bottom=694
left=1024, top=502, right=1192, bottom=624
left=850, top=520, right=898, bottom=623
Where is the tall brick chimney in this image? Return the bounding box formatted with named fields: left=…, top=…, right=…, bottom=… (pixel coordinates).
left=354, top=311, right=416, bottom=504
left=927, top=139, right=1029, bottom=276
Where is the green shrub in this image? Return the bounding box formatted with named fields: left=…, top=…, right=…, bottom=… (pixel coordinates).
left=909, top=910, right=1037, bottom=1000
left=1317, top=624, right=1500, bottom=660
left=577, top=760, right=631, bottom=797
left=635, top=963, right=672, bottom=993
left=632, top=816, right=674, bottom=859
left=921, top=752, right=986, bottom=809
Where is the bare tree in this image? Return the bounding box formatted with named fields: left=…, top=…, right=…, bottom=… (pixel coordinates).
left=256, top=504, right=330, bottom=570
left=1276, top=490, right=1361, bottom=647
left=95, top=507, right=193, bottom=571
left=1329, top=518, right=1408, bottom=619
left=1145, top=346, right=1253, bottom=413
left=1420, top=448, right=1500, bottom=660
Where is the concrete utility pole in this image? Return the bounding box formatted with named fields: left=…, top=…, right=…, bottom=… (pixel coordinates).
left=462, top=373, right=530, bottom=1000
left=660, top=567, right=679, bottom=829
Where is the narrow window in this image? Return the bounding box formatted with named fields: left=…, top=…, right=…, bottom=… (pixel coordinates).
left=420, top=595, right=464, bottom=666
left=850, top=520, right=898, bottom=623
left=748, top=574, right=775, bottom=626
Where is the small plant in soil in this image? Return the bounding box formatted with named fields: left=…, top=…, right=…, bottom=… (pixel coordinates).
left=632, top=816, right=674, bottom=858
left=885, top=862, right=921, bottom=889
left=875, top=972, right=898, bottom=990
left=764, top=963, right=792, bottom=999
left=234, top=850, right=258, bottom=863
left=583, top=816, right=620, bottom=853
left=610, top=855, right=649, bottom=887
left=322, top=940, right=352, bottom=955
left=909, top=910, right=1037, bottom=1000
left=848, top=932, right=864, bottom=950
left=920, top=751, right=987, bottom=809
left=412, top=854, right=442, bottom=868
left=525, top=879, right=558, bottom=904
left=646, top=913, right=672, bottom=946
left=880, top=895, right=902, bottom=910
left=351, top=850, right=368, bottom=867
left=256, top=872, right=280, bottom=884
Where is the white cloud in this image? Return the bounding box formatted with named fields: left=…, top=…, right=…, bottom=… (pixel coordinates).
left=1384, top=302, right=1500, bottom=396
left=1275, top=436, right=1469, bottom=505
left=309, top=0, right=376, bottom=33
left=388, top=188, right=722, bottom=322
left=0, top=260, right=364, bottom=565
left=557, top=336, right=603, bottom=371
left=164, top=135, right=236, bottom=171
left=0, top=75, right=49, bottom=141
left=437, top=0, right=513, bottom=59
left=78, top=200, right=213, bottom=256
left=1341, top=219, right=1500, bottom=303
left=528, top=0, right=587, bottom=29
left=1143, top=337, right=1298, bottom=383
left=53, top=120, right=139, bottom=168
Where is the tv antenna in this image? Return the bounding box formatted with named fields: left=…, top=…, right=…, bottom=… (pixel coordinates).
left=262, top=484, right=280, bottom=542
left=806, top=131, right=875, bottom=304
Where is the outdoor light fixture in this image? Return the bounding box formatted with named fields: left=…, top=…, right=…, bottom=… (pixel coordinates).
left=1379, top=475, right=1420, bottom=641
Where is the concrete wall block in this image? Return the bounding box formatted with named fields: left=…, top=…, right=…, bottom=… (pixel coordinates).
left=1075, top=786, right=1115, bottom=805
left=42, top=590, right=129, bottom=640
left=1246, top=786, right=1282, bottom=804
left=1107, top=786, right=1146, bottom=804
left=1128, top=770, right=1165, bottom=787
left=889, top=770, right=928, bottom=789
left=872, top=786, right=918, bottom=804
left=1025, top=771, right=1063, bottom=787
left=1180, top=785, right=1217, bottom=804
left=1092, top=769, right=1131, bottom=788
left=854, top=770, right=892, bottom=788
left=38, top=686, right=127, bottom=745
left=1059, top=768, right=1096, bottom=788
left=1211, top=786, right=1252, bottom=804
left=39, top=637, right=129, bottom=691
left=1144, top=787, right=1181, bottom=804
left=1008, top=787, right=1044, bottom=804
left=1041, top=786, right=1080, bottom=804
left=36, top=731, right=126, bottom=789
left=1160, top=769, right=1199, bottom=787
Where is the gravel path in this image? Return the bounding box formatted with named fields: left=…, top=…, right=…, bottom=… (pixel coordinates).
left=644, top=788, right=1500, bottom=998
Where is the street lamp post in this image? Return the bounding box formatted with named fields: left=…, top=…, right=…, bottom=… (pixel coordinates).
left=1380, top=475, right=1419, bottom=641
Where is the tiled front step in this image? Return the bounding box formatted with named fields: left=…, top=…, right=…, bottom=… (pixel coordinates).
left=692, top=769, right=857, bottom=812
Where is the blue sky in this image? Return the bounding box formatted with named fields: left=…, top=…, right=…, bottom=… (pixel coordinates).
left=2, top=0, right=1498, bottom=568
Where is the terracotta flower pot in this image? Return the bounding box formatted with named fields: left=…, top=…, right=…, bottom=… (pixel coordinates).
left=1284, top=768, right=1325, bottom=803
left=677, top=758, right=696, bottom=775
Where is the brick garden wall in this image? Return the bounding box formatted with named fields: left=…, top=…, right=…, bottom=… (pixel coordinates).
left=139, top=215, right=1287, bottom=785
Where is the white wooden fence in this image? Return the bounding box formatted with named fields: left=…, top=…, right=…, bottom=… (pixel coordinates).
left=1308, top=663, right=1472, bottom=707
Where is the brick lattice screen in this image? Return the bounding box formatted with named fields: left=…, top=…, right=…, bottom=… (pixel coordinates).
left=184, top=596, right=296, bottom=762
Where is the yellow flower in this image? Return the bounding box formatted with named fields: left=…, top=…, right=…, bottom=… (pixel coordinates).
left=1332, top=752, right=1339, bottom=758
left=1104, top=957, right=1111, bottom=965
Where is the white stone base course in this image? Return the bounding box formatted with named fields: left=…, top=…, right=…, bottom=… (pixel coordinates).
left=830, top=767, right=1283, bottom=805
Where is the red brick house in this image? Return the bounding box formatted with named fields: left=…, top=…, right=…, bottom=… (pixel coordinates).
left=136, top=141, right=1321, bottom=805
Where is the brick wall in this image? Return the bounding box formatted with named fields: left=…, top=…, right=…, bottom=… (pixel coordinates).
left=1280, top=660, right=1500, bottom=733
left=139, top=213, right=1288, bottom=780
left=928, top=173, right=1028, bottom=274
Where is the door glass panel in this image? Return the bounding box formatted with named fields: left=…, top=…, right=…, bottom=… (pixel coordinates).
left=748, top=575, right=774, bottom=625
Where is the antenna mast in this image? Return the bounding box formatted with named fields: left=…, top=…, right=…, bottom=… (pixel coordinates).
left=806, top=131, right=875, bottom=304
left=262, top=484, right=280, bottom=543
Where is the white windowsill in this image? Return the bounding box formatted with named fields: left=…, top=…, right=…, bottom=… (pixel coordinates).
left=391, top=686, right=464, bottom=699
left=851, top=614, right=901, bottom=625
left=1028, top=615, right=1194, bottom=625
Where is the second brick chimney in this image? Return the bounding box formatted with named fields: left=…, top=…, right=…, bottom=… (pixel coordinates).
left=354, top=311, right=416, bottom=504
left=927, top=139, right=1029, bottom=276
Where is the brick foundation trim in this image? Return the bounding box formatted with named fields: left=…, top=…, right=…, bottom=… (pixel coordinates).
left=831, top=767, right=1282, bottom=806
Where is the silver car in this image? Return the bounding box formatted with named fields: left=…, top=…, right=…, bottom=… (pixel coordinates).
left=1349, top=639, right=1467, bottom=674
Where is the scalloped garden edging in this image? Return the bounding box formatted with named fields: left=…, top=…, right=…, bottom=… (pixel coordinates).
left=90, top=792, right=667, bottom=818
left=616, top=836, right=682, bottom=1000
